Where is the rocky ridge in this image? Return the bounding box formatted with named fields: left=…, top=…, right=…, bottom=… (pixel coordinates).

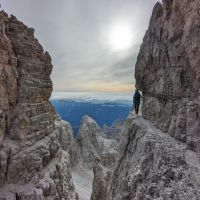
left=102, top=119, right=124, bottom=142
left=0, top=11, right=77, bottom=199
left=72, top=115, right=121, bottom=200
left=76, top=115, right=119, bottom=168
left=107, top=114, right=200, bottom=199
left=91, top=111, right=135, bottom=200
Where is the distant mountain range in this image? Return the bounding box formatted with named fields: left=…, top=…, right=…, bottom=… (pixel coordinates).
left=51, top=92, right=132, bottom=137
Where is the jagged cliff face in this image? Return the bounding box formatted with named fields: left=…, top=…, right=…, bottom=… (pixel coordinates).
left=91, top=113, right=133, bottom=200
left=72, top=116, right=120, bottom=200
left=102, top=119, right=124, bottom=142
left=76, top=116, right=119, bottom=169
left=135, top=0, right=200, bottom=150
left=0, top=12, right=77, bottom=199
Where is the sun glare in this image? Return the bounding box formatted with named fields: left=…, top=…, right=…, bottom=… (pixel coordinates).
left=109, top=24, right=133, bottom=51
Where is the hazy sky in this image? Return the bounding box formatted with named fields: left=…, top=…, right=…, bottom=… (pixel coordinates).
left=1, top=0, right=158, bottom=93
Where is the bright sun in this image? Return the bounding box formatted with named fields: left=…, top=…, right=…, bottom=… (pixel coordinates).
left=109, top=25, right=133, bottom=51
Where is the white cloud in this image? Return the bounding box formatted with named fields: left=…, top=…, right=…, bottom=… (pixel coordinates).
left=1, top=0, right=157, bottom=92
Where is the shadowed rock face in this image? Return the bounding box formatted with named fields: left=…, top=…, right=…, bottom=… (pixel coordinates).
left=135, top=0, right=200, bottom=152
left=0, top=11, right=77, bottom=200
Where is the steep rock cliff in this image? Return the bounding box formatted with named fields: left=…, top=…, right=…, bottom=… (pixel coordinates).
left=0, top=11, right=77, bottom=199
left=135, top=0, right=200, bottom=152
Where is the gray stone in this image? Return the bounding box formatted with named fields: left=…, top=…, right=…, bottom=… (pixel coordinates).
left=107, top=116, right=200, bottom=200
left=135, top=0, right=200, bottom=151
left=0, top=11, right=78, bottom=200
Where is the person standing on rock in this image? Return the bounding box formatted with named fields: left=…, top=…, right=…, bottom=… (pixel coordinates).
left=133, top=89, right=142, bottom=115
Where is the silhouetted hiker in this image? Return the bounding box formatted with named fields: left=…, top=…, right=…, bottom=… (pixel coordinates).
left=133, top=89, right=141, bottom=115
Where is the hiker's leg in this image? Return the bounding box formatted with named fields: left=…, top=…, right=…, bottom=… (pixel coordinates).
left=134, top=104, right=137, bottom=113
left=137, top=103, right=140, bottom=115
left=135, top=104, right=139, bottom=114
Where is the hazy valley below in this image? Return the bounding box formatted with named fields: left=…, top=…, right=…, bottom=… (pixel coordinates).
left=51, top=92, right=132, bottom=137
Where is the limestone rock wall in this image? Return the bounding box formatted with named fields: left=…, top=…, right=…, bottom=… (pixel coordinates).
left=135, top=0, right=200, bottom=153
left=0, top=11, right=77, bottom=200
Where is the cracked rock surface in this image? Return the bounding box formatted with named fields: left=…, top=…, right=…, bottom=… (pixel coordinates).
left=107, top=116, right=200, bottom=200
left=0, top=11, right=77, bottom=200
left=135, top=0, right=200, bottom=152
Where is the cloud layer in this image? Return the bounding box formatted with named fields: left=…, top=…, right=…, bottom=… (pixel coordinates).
left=1, top=0, right=158, bottom=92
